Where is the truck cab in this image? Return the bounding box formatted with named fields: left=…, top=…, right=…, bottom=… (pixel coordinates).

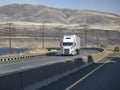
left=62, top=35, right=80, bottom=55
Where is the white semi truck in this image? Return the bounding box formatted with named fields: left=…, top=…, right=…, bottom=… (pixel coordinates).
left=62, top=35, right=80, bottom=55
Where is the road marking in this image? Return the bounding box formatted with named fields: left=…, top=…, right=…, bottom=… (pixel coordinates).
left=21, top=65, right=32, bottom=69
left=65, top=59, right=111, bottom=90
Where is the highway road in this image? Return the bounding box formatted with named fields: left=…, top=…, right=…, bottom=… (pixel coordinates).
left=0, top=49, right=99, bottom=76
left=39, top=54, right=120, bottom=90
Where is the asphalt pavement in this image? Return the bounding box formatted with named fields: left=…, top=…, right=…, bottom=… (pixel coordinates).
left=0, top=49, right=98, bottom=76
left=39, top=54, right=120, bottom=90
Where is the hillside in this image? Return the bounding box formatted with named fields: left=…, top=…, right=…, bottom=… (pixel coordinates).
left=0, top=4, right=120, bottom=30
left=0, top=4, right=120, bottom=49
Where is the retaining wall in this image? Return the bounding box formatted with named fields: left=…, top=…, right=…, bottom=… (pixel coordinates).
left=92, top=50, right=109, bottom=62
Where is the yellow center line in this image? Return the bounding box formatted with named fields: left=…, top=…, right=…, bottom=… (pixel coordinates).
left=65, top=58, right=113, bottom=90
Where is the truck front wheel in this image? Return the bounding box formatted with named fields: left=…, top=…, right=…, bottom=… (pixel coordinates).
left=76, top=49, right=80, bottom=54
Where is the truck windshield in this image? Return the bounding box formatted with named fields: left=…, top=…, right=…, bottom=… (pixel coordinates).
left=63, top=42, right=73, bottom=46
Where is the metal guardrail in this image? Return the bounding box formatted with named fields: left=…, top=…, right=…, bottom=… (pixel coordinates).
left=0, top=53, right=42, bottom=62
left=82, top=48, right=104, bottom=52
left=0, top=50, right=60, bottom=62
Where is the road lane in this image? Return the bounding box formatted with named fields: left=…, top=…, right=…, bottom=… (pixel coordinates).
left=65, top=60, right=110, bottom=90
left=0, top=56, right=71, bottom=76
left=0, top=49, right=98, bottom=76
left=39, top=54, right=120, bottom=90
left=70, top=55, right=120, bottom=90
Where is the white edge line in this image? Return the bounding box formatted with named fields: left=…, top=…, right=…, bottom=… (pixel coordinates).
left=65, top=59, right=111, bottom=90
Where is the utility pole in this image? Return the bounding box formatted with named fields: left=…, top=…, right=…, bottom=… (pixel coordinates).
left=57, top=26, right=65, bottom=47
left=106, top=30, right=109, bottom=47
left=97, top=37, right=99, bottom=48
left=118, top=31, right=120, bottom=49
left=84, top=29, right=87, bottom=48
left=79, top=24, right=89, bottom=48
left=84, top=25, right=89, bottom=48
left=119, top=31, right=120, bottom=49
left=96, top=31, right=99, bottom=48
left=5, top=23, right=15, bottom=54
left=42, top=23, right=45, bottom=49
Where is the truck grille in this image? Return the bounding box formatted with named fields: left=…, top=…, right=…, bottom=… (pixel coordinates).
left=64, top=49, right=69, bottom=54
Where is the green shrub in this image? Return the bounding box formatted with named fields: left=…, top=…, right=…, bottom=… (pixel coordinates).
left=114, top=46, right=119, bottom=52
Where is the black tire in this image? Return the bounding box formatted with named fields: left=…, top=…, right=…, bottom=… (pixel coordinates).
left=76, top=49, right=80, bottom=54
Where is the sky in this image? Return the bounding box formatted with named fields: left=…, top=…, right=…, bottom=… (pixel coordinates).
left=0, top=0, right=120, bottom=15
